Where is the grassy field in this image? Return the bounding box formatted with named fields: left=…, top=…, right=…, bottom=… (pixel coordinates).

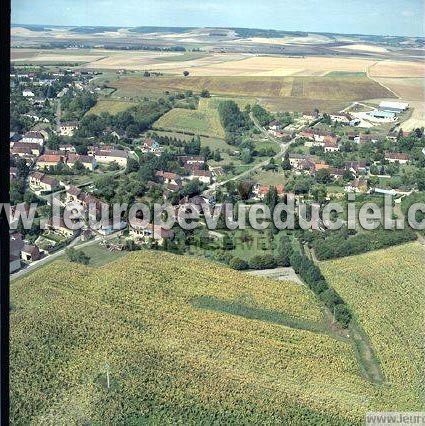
left=152, top=106, right=225, bottom=138
left=79, top=244, right=127, bottom=267
left=88, top=99, right=137, bottom=115
left=152, top=130, right=230, bottom=151
left=253, top=169, right=287, bottom=186
left=320, top=243, right=425, bottom=412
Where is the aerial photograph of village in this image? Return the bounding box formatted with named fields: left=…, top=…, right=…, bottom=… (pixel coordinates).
left=7, top=0, right=425, bottom=424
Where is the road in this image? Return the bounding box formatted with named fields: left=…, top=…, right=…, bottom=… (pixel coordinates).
left=203, top=113, right=294, bottom=196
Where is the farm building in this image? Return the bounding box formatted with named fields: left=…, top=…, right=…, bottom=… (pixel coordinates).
left=368, top=110, right=397, bottom=120
left=379, top=101, right=409, bottom=113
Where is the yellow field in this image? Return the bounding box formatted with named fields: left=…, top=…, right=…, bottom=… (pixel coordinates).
left=320, top=243, right=425, bottom=411
left=368, top=60, right=425, bottom=78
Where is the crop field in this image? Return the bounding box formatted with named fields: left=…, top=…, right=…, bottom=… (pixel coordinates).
left=6, top=251, right=386, bottom=423
left=87, top=99, right=137, bottom=115
left=320, top=243, right=425, bottom=411
left=112, top=75, right=393, bottom=112
left=152, top=106, right=225, bottom=138
left=11, top=248, right=425, bottom=423
left=368, top=60, right=425, bottom=78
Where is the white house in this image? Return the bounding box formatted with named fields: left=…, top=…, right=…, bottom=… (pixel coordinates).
left=21, top=131, right=45, bottom=146
left=22, top=90, right=35, bottom=97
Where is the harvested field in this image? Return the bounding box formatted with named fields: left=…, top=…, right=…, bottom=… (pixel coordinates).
left=111, top=75, right=392, bottom=109
left=368, top=60, right=425, bottom=78
left=335, top=44, right=389, bottom=53
left=373, top=78, right=425, bottom=101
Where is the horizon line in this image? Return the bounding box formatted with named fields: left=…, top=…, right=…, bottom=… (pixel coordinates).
left=11, top=23, right=425, bottom=40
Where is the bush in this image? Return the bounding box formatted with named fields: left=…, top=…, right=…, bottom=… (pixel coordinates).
left=334, top=304, right=352, bottom=328
left=248, top=254, right=277, bottom=270
left=65, top=247, right=90, bottom=265
left=229, top=257, right=249, bottom=271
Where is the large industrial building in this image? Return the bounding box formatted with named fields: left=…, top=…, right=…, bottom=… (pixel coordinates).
left=379, top=101, right=409, bottom=113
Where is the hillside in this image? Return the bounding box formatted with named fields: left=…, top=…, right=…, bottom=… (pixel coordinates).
left=10, top=249, right=424, bottom=423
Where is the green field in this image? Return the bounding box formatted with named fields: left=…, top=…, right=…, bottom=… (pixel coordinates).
left=10, top=247, right=425, bottom=423
left=153, top=130, right=230, bottom=151
left=88, top=99, right=137, bottom=115
left=152, top=106, right=225, bottom=138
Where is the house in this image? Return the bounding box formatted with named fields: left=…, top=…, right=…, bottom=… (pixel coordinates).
left=289, top=153, right=311, bottom=168
left=67, top=154, right=96, bottom=171
left=253, top=184, right=285, bottom=200
left=190, top=170, right=212, bottom=184
left=95, top=149, right=128, bottom=167
left=328, top=168, right=345, bottom=179
left=10, top=254, right=21, bottom=273
left=10, top=132, right=22, bottom=143
left=269, top=120, right=281, bottom=131
left=59, top=121, right=78, bottom=136
left=155, top=171, right=181, bottom=186
left=313, top=162, right=330, bottom=172
left=37, top=154, right=64, bottom=169
left=330, top=113, right=352, bottom=124
left=141, top=138, right=161, bottom=153
left=21, top=131, right=45, bottom=146
left=45, top=218, right=77, bottom=238
left=10, top=146, right=35, bottom=159
left=129, top=221, right=174, bottom=245
left=59, top=144, right=77, bottom=153
left=324, top=141, right=339, bottom=153
left=22, top=89, right=35, bottom=97
left=385, top=152, right=409, bottom=164
left=386, top=131, right=399, bottom=141
left=11, top=142, right=41, bottom=156
left=345, top=178, right=368, bottom=193
left=354, top=134, right=378, bottom=144
left=66, top=186, right=83, bottom=203
left=345, top=161, right=368, bottom=175
left=299, top=129, right=338, bottom=145
left=29, top=172, right=60, bottom=192
left=21, top=244, right=41, bottom=262
left=179, top=155, right=205, bottom=165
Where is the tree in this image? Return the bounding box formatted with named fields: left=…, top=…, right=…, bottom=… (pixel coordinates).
left=200, top=89, right=210, bottom=98
left=229, top=257, right=249, bottom=270
left=311, top=185, right=327, bottom=203
left=248, top=254, right=277, bottom=270
left=126, top=157, right=140, bottom=174
left=315, top=168, right=332, bottom=184
left=108, top=161, right=120, bottom=171
left=237, top=180, right=253, bottom=200
left=282, top=152, right=291, bottom=170
left=65, top=247, right=90, bottom=265
left=264, top=186, right=278, bottom=210
left=183, top=70, right=190, bottom=77
left=275, top=234, right=293, bottom=267
left=240, top=148, right=252, bottom=164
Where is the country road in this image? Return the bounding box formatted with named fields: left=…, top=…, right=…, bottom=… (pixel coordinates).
left=203, top=113, right=294, bottom=195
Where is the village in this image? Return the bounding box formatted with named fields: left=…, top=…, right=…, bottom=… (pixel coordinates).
left=9, top=66, right=424, bottom=275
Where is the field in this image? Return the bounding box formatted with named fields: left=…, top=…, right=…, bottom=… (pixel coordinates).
left=368, top=60, right=425, bottom=78
left=152, top=130, right=230, bottom=151
left=111, top=75, right=393, bottom=112
left=152, top=105, right=225, bottom=138
left=87, top=99, right=137, bottom=115
left=11, top=247, right=425, bottom=423
left=320, top=243, right=425, bottom=411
